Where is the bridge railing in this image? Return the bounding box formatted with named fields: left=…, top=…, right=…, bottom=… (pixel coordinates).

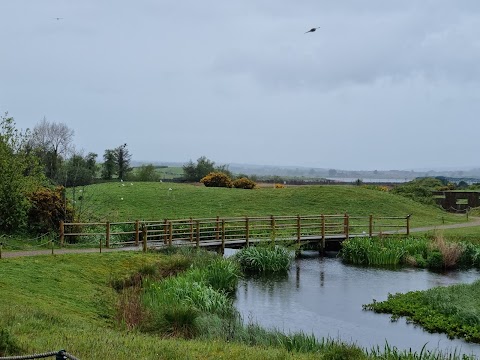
left=60, top=214, right=411, bottom=250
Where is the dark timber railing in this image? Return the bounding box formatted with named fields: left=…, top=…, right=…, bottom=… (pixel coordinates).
left=60, top=214, right=411, bottom=252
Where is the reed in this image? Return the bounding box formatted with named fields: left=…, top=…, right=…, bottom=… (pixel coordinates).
left=234, top=245, right=293, bottom=273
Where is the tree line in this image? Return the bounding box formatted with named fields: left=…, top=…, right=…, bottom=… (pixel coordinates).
left=0, top=113, right=133, bottom=234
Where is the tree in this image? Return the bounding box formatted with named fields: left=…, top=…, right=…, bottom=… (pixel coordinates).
left=29, top=117, right=74, bottom=180
left=135, top=164, right=160, bottom=182
left=115, top=143, right=132, bottom=181
left=101, top=144, right=132, bottom=181
left=0, top=113, right=44, bottom=232
left=56, top=152, right=97, bottom=187
left=182, top=156, right=229, bottom=182
left=101, top=149, right=116, bottom=180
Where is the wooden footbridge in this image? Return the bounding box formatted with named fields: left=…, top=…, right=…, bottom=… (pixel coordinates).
left=60, top=214, right=411, bottom=253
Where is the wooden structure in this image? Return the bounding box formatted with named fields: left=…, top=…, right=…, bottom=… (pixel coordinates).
left=60, top=214, right=411, bottom=253
left=433, top=191, right=480, bottom=212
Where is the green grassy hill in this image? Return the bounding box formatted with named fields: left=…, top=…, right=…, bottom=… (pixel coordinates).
left=73, top=182, right=463, bottom=227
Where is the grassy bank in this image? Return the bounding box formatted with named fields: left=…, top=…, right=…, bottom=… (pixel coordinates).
left=363, top=280, right=480, bottom=343
left=71, top=182, right=462, bottom=227
left=1, top=251, right=475, bottom=359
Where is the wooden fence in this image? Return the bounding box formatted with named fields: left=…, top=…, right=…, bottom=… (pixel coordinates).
left=60, top=214, right=411, bottom=252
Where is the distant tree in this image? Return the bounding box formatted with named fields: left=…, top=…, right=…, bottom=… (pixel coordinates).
left=101, top=149, right=116, bottom=180
left=328, top=169, right=337, bottom=177
left=29, top=117, right=74, bottom=180
left=135, top=164, right=160, bottom=182
left=182, top=156, right=217, bottom=182
left=115, top=143, right=132, bottom=181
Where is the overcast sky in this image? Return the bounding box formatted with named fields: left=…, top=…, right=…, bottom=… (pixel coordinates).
left=1, top=1, right=479, bottom=171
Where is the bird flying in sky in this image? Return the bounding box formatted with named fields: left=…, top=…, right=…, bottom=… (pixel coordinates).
left=305, top=27, right=320, bottom=34
left=53, top=17, right=63, bottom=20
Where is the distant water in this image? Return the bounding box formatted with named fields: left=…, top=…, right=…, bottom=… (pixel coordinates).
left=325, top=177, right=410, bottom=183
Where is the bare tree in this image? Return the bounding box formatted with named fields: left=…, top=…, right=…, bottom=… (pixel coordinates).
left=30, top=117, right=74, bottom=180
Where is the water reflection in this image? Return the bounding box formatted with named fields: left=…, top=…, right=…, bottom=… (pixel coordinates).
left=234, top=251, right=480, bottom=357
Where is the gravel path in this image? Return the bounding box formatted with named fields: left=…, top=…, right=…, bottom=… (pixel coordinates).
left=2, top=219, right=480, bottom=259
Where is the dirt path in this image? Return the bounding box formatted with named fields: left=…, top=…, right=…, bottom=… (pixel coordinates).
left=2, top=219, right=480, bottom=259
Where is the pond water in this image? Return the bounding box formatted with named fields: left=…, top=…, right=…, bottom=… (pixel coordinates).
left=232, top=251, right=480, bottom=357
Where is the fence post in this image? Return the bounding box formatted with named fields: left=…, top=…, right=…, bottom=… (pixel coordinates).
left=245, top=216, right=250, bottom=247
left=142, top=224, right=147, bottom=252
left=297, top=215, right=301, bottom=244
left=221, top=219, right=225, bottom=255
left=106, top=222, right=110, bottom=249
left=59, top=220, right=65, bottom=247
left=270, top=215, right=276, bottom=242
left=169, top=221, right=173, bottom=246
left=406, top=214, right=411, bottom=236
left=196, top=220, right=200, bottom=249
left=0, top=242, right=2, bottom=259
left=190, top=217, right=194, bottom=242
left=163, top=219, right=168, bottom=244
left=135, top=220, right=140, bottom=246
left=216, top=216, right=220, bottom=240
left=321, top=214, right=326, bottom=252
left=344, top=213, right=349, bottom=240
left=369, top=215, right=373, bottom=237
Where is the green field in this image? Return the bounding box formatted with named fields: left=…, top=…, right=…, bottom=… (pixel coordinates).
left=72, top=182, right=465, bottom=228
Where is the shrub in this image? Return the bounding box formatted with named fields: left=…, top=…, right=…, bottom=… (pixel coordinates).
left=274, top=183, right=285, bottom=189
left=27, top=186, right=75, bottom=234
left=426, top=251, right=444, bottom=270
left=200, top=172, right=233, bottom=188
left=233, top=177, right=256, bottom=189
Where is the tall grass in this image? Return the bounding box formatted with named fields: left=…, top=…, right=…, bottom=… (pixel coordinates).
left=340, top=235, right=480, bottom=270
left=234, top=245, right=293, bottom=273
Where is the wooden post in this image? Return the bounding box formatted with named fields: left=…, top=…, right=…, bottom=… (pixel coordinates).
left=270, top=215, right=276, bottom=242
left=245, top=217, right=250, bottom=247
left=190, top=218, right=194, bottom=242
left=51, top=240, right=54, bottom=255
left=406, top=214, right=411, bottom=236
left=297, top=215, right=301, bottom=244
left=344, top=213, right=349, bottom=240
left=163, top=219, right=168, bottom=244
left=321, top=214, right=326, bottom=252
left=221, top=219, right=225, bottom=255
left=142, top=225, right=147, bottom=252
left=59, top=221, right=65, bottom=247
left=196, top=220, right=200, bottom=249
left=0, top=242, right=2, bottom=259
left=99, top=235, right=102, bottom=253
left=106, top=222, right=110, bottom=248
left=135, top=220, right=140, bottom=246
left=369, top=215, right=373, bottom=237
left=169, top=221, right=173, bottom=246
left=216, top=216, right=220, bottom=240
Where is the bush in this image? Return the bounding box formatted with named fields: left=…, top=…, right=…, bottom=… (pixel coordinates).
left=200, top=172, right=233, bottom=188
left=27, top=186, right=75, bottom=234
left=233, top=177, right=256, bottom=189
left=426, top=251, right=444, bottom=270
